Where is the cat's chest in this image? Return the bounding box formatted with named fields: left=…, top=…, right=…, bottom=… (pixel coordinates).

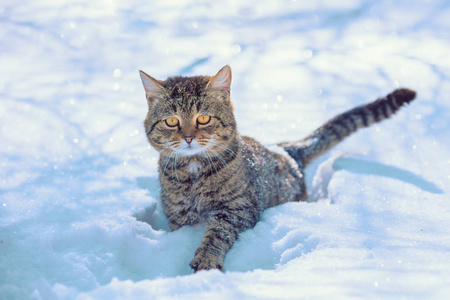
left=188, top=162, right=202, bottom=175
left=161, top=157, right=236, bottom=209
left=170, top=162, right=218, bottom=203
left=173, top=162, right=206, bottom=194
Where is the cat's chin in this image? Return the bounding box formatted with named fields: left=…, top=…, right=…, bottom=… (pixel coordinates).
left=175, top=146, right=205, bottom=157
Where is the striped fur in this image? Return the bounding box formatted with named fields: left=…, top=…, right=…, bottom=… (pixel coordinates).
left=280, top=88, right=416, bottom=166
left=139, top=66, right=416, bottom=272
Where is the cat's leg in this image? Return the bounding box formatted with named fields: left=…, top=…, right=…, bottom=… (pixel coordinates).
left=189, top=208, right=257, bottom=272
left=167, top=210, right=201, bottom=230
left=163, top=204, right=201, bottom=230
left=160, top=194, right=201, bottom=230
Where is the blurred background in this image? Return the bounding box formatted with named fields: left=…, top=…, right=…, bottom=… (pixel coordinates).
left=2, top=0, right=449, bottom=169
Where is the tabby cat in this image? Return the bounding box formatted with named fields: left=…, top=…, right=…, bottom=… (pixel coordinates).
left=139, top=65, right=416, bottom=272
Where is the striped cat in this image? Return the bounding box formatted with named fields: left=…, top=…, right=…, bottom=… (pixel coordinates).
left=139, top=65, right=416, bottom=272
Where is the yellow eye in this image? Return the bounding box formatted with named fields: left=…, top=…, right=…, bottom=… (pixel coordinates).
left=197, top=115, right=211, bottom=125
left=165, top=117, right=179, bottom=127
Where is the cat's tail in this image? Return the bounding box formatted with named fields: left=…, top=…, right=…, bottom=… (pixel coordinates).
left=279, top=88, right=416, bottom=167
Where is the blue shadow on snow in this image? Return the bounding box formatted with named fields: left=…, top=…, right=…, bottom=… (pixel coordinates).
left=333, top=157, right=444, bottom=194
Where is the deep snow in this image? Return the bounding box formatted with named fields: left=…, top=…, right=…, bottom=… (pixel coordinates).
left=1, top=0, right=450, bottom=299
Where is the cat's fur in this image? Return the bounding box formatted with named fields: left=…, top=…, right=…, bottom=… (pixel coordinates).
left=139, top=65, right=416, bottom=272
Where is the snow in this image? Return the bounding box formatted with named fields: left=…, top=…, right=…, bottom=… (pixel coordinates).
left=1, top=0, right=450, bottom=299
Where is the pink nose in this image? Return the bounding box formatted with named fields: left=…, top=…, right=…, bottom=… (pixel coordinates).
left=184, top=135, right=194, bottom=144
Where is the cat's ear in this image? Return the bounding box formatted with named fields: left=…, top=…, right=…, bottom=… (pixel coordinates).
left=139, top=70, right=166, bottom=107
left=207, top=65, right=232, bottom=95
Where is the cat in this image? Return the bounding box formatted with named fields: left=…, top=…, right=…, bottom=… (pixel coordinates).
left=139, top=65, right=416, bottom=272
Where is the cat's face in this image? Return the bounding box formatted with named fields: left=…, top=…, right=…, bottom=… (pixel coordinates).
left=140, top=66, right=236, bottom=158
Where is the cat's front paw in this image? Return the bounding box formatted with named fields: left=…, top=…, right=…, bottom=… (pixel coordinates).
left=189, top=251, right=224, bottom=272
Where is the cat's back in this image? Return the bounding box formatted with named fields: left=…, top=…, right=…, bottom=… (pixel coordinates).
left=239, top=136, right=307, bottom=209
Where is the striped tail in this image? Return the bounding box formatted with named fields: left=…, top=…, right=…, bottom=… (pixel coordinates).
left=280, top=88, right=416, bottom=167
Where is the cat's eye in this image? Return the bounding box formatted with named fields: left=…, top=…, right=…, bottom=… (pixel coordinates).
left=165, top=117, right=179, bottom=127
left=197, top=115, right=211, bottom=125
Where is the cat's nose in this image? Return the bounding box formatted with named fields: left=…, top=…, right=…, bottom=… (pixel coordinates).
left=183, top=135, right=195, bottom=144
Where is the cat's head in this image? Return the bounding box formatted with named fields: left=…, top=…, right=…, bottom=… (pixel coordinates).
left=139, top=66, right=237, bottom=157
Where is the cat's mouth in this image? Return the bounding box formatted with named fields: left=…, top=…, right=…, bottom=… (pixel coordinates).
left=175, top=140, right=205, bottom=157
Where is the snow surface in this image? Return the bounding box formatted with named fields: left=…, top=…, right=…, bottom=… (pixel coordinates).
left=1, top=0, right=450, bottom=299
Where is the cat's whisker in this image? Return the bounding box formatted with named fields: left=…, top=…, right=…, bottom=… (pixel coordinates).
left=139, top=146, right=152, bottom=158
left=139, top=144, right=170, bottom=165
left=159, top=145, right=175, bottom=155
left=173, top=151, right=181, bottom=183
left=210, top=142, right=237, bottom=158
left=209, top=154, right=220, bottom=175
left=161, top=152, right=171, bottom=175
left=203, top=149, right=218, bottom=176
left=138, top=146, right=157, bottom=168
left=162, top=149, right=176, bottom=176
left=205, top=146, right=231, bottom=173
